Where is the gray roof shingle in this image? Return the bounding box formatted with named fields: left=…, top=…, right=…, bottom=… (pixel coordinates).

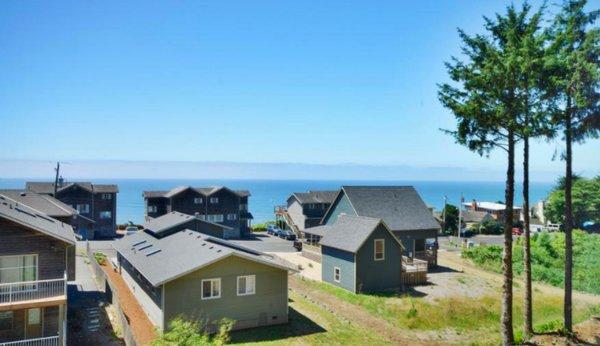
left=338, top=186, right=441, bottom=232
left=0, top=195, right=75, bottom=244
left=0, top=190, right=76, bottom=218
left=144, top=211, right=232, bottom=236
left=143, top=186, right=250, bottom=199
left=291, top=190, right=338, bottom=205
left=114, top=229, right=295, bottom=286
left=319, top=215, right=399, bottom=253
left=26, top=182, right=118, bottom=194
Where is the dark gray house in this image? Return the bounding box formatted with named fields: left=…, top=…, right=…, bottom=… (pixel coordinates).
left=113, top=223, right=295, bottom=332
left=26, top=180, right=118, bottom=239
left=144, top=211, right=238, bottom=239
left=318, top=215, right=404, bottom=293
left=0, top=194, right=75, bottom=345
left=143, top=186, right=253, bottom=238
left=320, top=186, right=441, bottom=266
left=283, top=191, right=337, bottom=235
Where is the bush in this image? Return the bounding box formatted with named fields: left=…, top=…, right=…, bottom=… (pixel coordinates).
left=152, top=317, right=234, bottom=346
left=251, top=221, right=277, bottom=232
left=93, top=252, right=107, bottom=266
left=462, top=231, right=600, bottom=294
left=477, top=219, right=502, bottom=235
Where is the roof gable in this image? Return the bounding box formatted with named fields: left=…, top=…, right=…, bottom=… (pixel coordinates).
left=339, top=186, right=441, bottom=232
left=320, top=215, right=402, bottom=253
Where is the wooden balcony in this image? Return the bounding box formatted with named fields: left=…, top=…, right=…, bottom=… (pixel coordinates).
left=0, top=277, right=67, bottom=311
left=415, top=249, right=437, bottom=267
left=0, top=336, right=60, bottom=346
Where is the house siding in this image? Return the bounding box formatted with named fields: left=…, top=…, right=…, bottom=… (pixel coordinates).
left=54, top=187, right=116, bottom=239
left=355, top=225, right=402, bottom=292
left=321, top=246, right=356, bottom=292
left=146, top=197, right=168, bottom=218
left=286, top=200, right=306, bottom=231
left=0, top=306, right=61, bottom=343
left=163, top=256, right=288, bottom=331
left=118, top=254, right=164, bottom=329
left=0, top=219, right=72, bottom=281
left=323, top=193, right=356, bottom=226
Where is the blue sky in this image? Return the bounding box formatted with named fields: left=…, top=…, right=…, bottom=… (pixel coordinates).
left=0, top=0, right=598, bottom=180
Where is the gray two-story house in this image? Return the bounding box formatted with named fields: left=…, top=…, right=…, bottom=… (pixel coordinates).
left=26, top=180, right=118, bottom=239
left=143, top=186, right=253, bottom=238
left=0, top=194, right=75, bottom=345
left=283, top=191, right=337, bottom=236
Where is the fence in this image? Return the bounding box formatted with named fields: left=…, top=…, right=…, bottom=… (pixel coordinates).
left=85, top=241, right=137, bottom=346
left=0, top=336, right=60, bottom=346
left=0, top=277, right=66, bottom=305
left=401, top=256, right=428, bottom=286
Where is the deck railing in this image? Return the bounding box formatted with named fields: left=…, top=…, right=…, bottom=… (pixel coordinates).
left=0, top=336, right=60, bottom=346
left=0, top=277, right=66, bottom=305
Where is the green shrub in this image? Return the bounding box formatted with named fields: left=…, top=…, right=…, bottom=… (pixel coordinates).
left=152, top=317, right=234, bottom=346
left=462, top=231, right=600, bottom=294
left=93, top=252, right=107, bottom=266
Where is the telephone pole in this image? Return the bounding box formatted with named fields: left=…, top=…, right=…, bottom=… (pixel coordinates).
left=53, top=162, right=60, bottom=197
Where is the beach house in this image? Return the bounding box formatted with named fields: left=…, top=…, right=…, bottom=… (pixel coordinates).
left=278, top=190, right=337, bottom=236
left=0, top=195, right=75, bottom=345
left=143, top=186, right=253, bottom=238
left=26, top=180, right=118, bottom=239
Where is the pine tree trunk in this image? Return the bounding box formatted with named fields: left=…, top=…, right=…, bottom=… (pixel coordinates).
left=502, top=130, right=515, bottom=346
left=523, top=135, right=533, bottom=337
left=564, top=99, right=573, bottom=333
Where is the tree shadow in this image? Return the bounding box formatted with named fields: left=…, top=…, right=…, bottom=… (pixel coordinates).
left=228, top=307, right=325, bottom=343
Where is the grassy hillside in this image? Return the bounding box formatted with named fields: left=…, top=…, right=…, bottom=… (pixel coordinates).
left=463, top=230, right=600, bottom=294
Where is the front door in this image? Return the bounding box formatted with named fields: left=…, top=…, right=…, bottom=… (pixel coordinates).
left=25, top=308, right=43, bottom=339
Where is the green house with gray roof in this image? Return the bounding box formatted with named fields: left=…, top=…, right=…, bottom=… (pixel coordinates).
left=319, top=214, right=404, bottom=293
left=113, top=218, right=296, bottom=332
left=319, top=186, right=441, bottom=266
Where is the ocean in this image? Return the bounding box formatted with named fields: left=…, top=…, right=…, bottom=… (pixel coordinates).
left=0, top=179, right=554, bottom=225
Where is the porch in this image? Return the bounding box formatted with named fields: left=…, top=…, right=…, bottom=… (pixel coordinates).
left=0, top=277, right=67, bottom=311
left=401, top=256, right=428, bottom=286
left=0, top=336, right=60, bottom=346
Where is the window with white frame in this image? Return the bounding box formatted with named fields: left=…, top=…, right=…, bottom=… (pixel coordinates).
left=147, top=205, right=157, bottom=213
left=210, top=197, right=219, bottom=204
left=308, top=204, right=315, bottom=209
left=201, top=278, right=221, bottom=299
left=0, top=311, right=12, bottom=332
left=227, top=213, right=237, bottom=221
left=237, top=275, right=255, bottom=296
left=374, top=239, right=385, bottom=261
left=101, top=193, right=112, bottom=200
left=194, top=197, right=203, bottom=204
left=100, top=211, right=112, bottom=219
left=76, top=204, right=90, bottom=214
left=0, top=254, right=37, bottom=284
left=208, top=214, right=224, bottom=223
left=333, top=267, right=341, bottom=282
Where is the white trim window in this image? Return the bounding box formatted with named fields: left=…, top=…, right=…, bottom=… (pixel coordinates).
left=27, top=308, right=41, bottom=326
left=194, top=197, right=203, bottom=204
left=99, top=211, right=112, bottom=219
left=227, top=213, right=237, bottom=221
left=374, top=239, right=385, bottom=261
left=237, top=275, right=255, bottom=296
left=101, top=193, right=112, bottom=200
left=0, top=254, right=38, bottom=284
left=201, top=278, right=221, bottom=300
left=333, top=267, right=341, bottom=282
left=210, top=197, right=219, bottom=204
left=147, top=205, right=157, bottom=213
left=76, top=204, right=90, bottom=214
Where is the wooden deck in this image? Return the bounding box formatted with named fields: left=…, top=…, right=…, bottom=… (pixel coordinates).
left=401, top=256, right=428, bottom=286
left=0, top=296, right=67, bottom=312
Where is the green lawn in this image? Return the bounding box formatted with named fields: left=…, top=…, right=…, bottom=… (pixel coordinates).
left=229, top=291, right=392, bottom=345
left=298, top=276, right=600, bottom=344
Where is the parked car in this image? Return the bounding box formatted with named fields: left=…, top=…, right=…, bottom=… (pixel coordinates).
left=279, top=230, right=296, bottom=240
left=272, top=228, right=284, bottom=237
left=293, top=240, right=302, bottom=251
left=266, top=225, right=276, bottom=235
left=124, top=226, right=138, bottom=236
left=512, top=227, right=523, bottom=236
left=460, top=229, right=474, bottom=238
